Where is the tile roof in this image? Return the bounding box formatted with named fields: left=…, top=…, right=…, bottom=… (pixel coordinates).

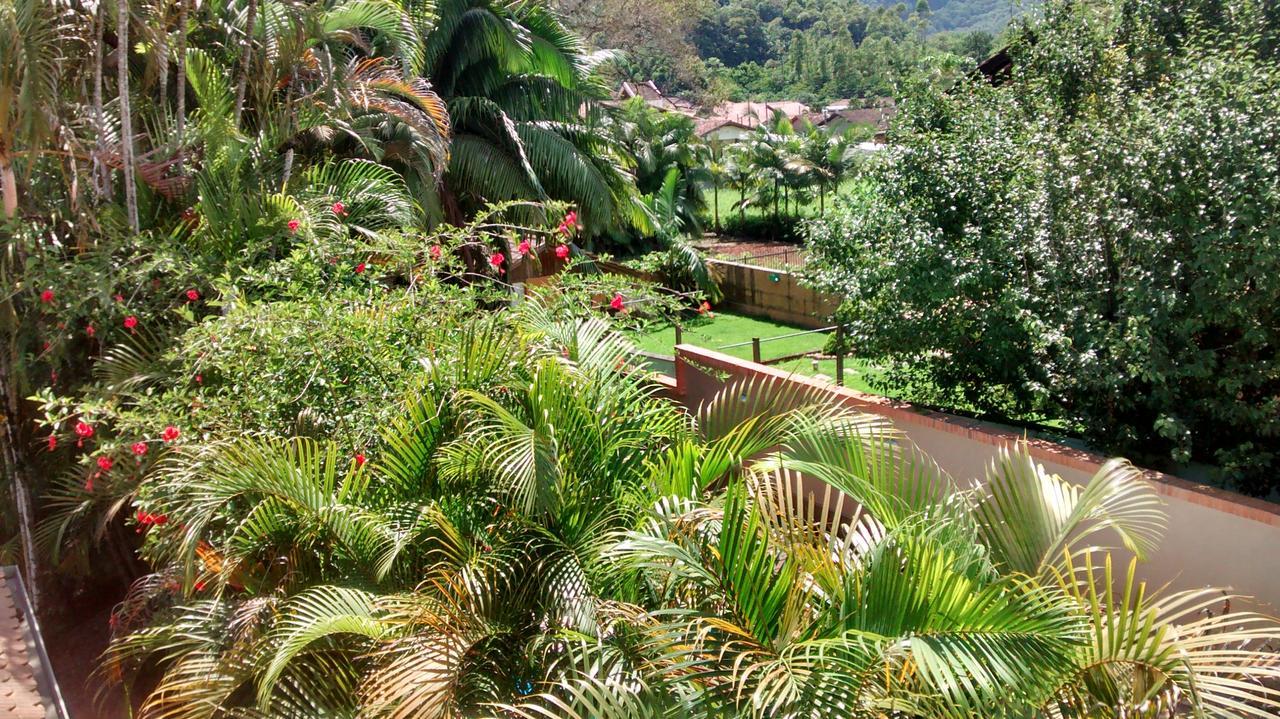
left=0, top=569, right=67, bottom=719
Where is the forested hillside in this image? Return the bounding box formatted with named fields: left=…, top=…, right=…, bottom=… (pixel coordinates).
left=559, top=0, right=1015, bottom=103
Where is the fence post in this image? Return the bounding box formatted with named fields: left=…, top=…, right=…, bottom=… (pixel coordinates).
left=834, top=325, right=844, bottom=386
left=751, top=337, right=761, bottom=364
left=674, top=323, right=683, bottom=347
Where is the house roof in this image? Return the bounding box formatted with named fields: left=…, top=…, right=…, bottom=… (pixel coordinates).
left=611, top=81, right=699, bottom=116
left=0, top=568, right=67, bottom=719
left=694, top=117, right=752, bottom=137
left=800, top=101, right=897, bottom=132
left=711, top=101, right=810, bottom=128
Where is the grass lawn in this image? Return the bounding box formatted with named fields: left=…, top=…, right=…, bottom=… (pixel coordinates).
left=630, top=311, right=886, bottom=395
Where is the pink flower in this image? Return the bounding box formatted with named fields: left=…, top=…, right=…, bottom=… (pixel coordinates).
left=186, top=289, right=200, bottom=302
left=84, top=476, right=94, bottom=492
left=355, top=262, right=367, bottom=274
left=610, top=293, right=625, bottom=311
left=195, top=374, right=203, bottom=384
left=86, top=323, right=96, bottom=338
left=287, top=219, right=300, bottom=233
left=332, top=201, right=346, bottom=216
left=429, top=245, right=442, bottom=261
left=489, top=252, right=505, bottom=270
left=97, top=455, right=114, bottom=472
left=131, top=442, right=148, bottom=456
left=564, top=210, right=578, bottom=227
left=555, top=244, right=570, bottom=260
left=40, top=289, right=54, bottom=304
left=517, top=239, right=531, bottom=256
left=47, top=435, right=57, bottom=452
left=75, top=421, right=94, bottom=440
left=124, top=315, right=139, bottom=330
left=354, top=453, right=366, bottom=468
left=113, top=294, right=124, bottom=303
left=161, top=425, right=181, bottom=443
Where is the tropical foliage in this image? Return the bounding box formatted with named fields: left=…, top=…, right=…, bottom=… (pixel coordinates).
left=84, top=305, right=1280, bottom=717
left=805, top=0, right=1280, bottom=494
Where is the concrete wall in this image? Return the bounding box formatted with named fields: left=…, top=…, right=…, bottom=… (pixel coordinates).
left=673, top=344, right=1280, bottom=612
left=709, top=259, right=840, bottom=329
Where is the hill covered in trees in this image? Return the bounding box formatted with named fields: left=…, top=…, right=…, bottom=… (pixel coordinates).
left=559, top=0, right=1022, bottom=104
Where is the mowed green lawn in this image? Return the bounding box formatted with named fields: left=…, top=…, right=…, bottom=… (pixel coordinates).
left=630, top=311, right=884, bottom=395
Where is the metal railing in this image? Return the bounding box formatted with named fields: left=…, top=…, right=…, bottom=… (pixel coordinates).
left=667, top=322, right=853, bottom=386
left=711, top=247, right=806, bottom=271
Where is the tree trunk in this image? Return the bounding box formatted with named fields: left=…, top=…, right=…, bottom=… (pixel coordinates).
left=713, top=181, right=719, bottom=231
left=93, top=0, right=111, bottom=201
left=0, top=159, right=16, bottom=218
left=118, top=0, right=139, bottom=232
left=281, top=147, right=294, bottom=188
left=156, top=2, right=169, bottom=102
left=175, top=0, right=188, bottom=175
left=232, top=0, right=258, bottom=128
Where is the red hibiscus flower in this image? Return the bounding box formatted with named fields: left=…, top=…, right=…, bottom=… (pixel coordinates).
left=489, top=252, right=505, bottom=270
left=124, top=315, right=139, bottom=330
left=161, top=425, right=181, bottom=442
left=47, top=435, right=57, bottom=452
left=132, top=442, right=148, bottom=456
left=354, top=453, right=366, bottom=468
left=610, top=293, right=625, bottom=311
left=555, top=244, right=570, bottom=260
left=699, top=301, right=715, bottom=318
left=40, top=289, right=54, bottom=304
left=332, top=201, right=346, bottom=216
left=355, top=262, right=366, bottom=274
left=429, top=245, right=442, bottom=261
left=194, top=581, right=206, bottom=592
left=86, top=323, right=96, bottom=338
left=287, top=219, right=300, bottom=233
left=186, top=289, right=200, bottom=302
left=74, top=421, right=94, bottom=447
left=97, top=455, right=114, bottom=472
left=517, top=239, right=531, bottom=256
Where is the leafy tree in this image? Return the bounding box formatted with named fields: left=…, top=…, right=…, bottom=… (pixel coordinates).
left=806, top=0, right=1280, bottom=493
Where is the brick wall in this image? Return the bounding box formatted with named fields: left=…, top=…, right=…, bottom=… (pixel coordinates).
left=672, top=344, right=1280, bottom=612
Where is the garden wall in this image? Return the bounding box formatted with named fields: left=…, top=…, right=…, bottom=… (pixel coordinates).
left=671, top=344, right=1280, bottom=612
left=708, top=259, right=840, bottom=329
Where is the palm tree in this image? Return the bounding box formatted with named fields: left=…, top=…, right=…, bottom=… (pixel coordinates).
left=414, top=0, right=639, bottom=234
left=232, top=0, right=259, bottom=127
left=98, top=306, right=1280, bottom=718
left=722, top=145, right=757, bottom=225
left=801, top=128, right=855, bottom=216
left=702, top=140, right=727, bottom=231
left=0, top=0, right=61, bottom=218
